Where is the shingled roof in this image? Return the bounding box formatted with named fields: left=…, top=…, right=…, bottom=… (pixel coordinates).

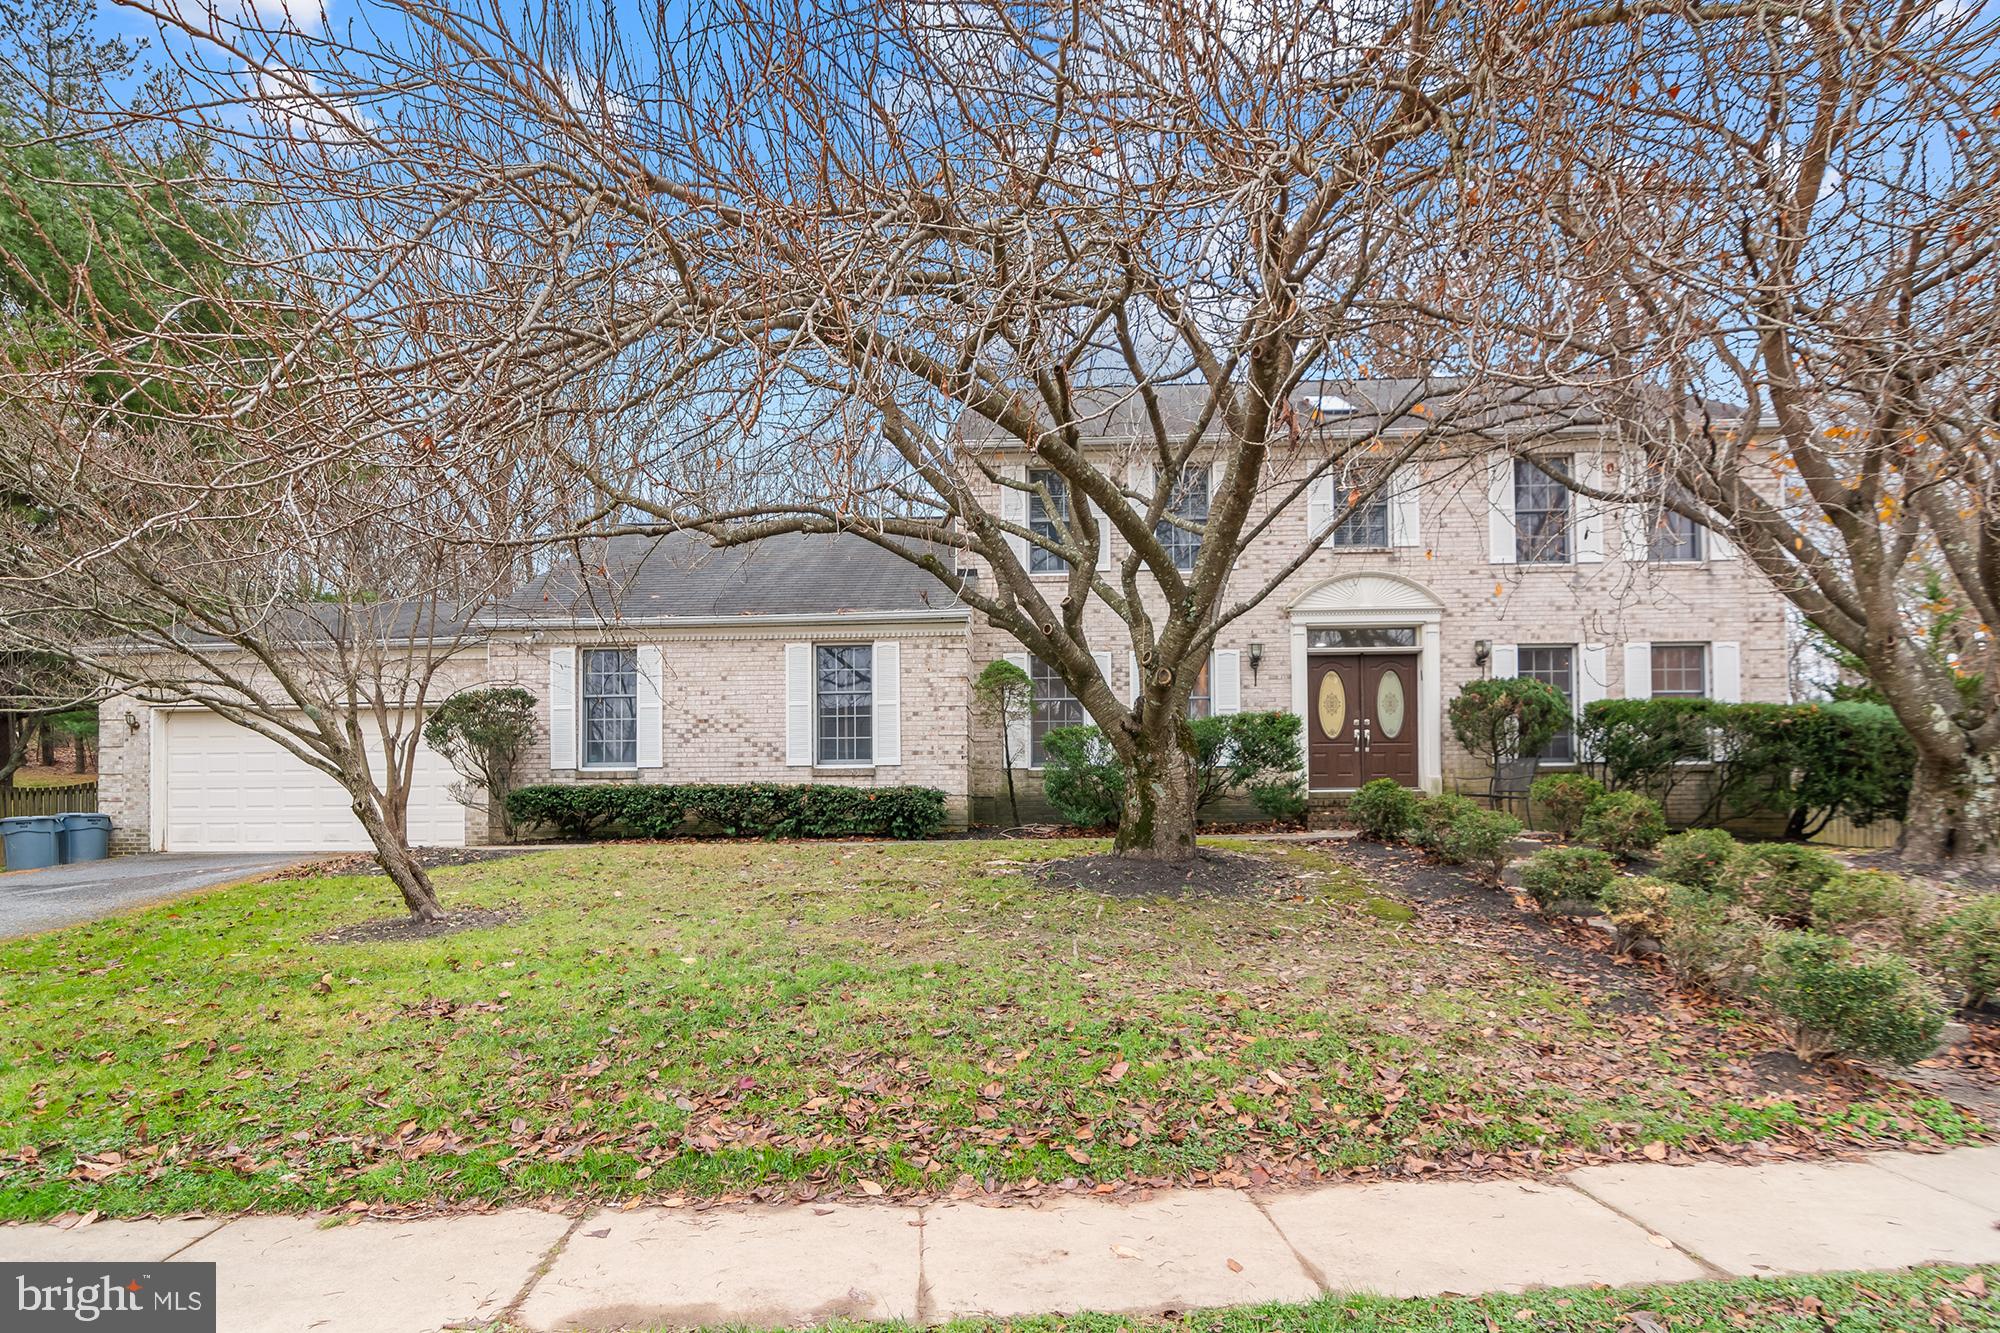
left=951, top=378, right=1744, bottom=443
left=490, top=532, right=968, bottom=626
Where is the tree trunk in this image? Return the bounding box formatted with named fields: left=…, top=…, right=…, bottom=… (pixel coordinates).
left=346, top=774, right=446, bottom=921
left=1898, top=743, right=2000, bottom=872
left=1113, top=714, right=1199, bottom=860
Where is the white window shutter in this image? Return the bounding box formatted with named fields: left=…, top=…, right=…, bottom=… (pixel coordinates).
left=785, top=642, right=813, bottom=766
left=1621, top=502, right=1651, bottom=562
left=1307, top=474, right=1334, bottom=542
left=1004, top=652, right=1032, bottom=767
left=1574, top=453, right=1604, bottom=563
left=1707, top=524, right=1737, bottom=560
left=1389, top=465, right=1420, bottom=547
left=1624, top=642, right=1653, bottom=699
left=1712, top=641, right=1741, bottom=702
left=872, top=640, right=901, bottom=765
left=1091, top=496, right=1112, bottom=572
left=1000, top=464, right=1028, bottom=567
left=1491, top=642, right=1518, bottom=679
left=1578, top=644, right=1609, bottom=708
left=1090, top=649, right=1113, bottom=692
left=635, top=645, right=664, bottom=769
left=548, top=646, right=577, bottom=770
left=1128, top=650, right=1140, bottom=704
left=1488, top=455, right=1516, bottom=564
left=1213, top=649, right=1242, bottom=714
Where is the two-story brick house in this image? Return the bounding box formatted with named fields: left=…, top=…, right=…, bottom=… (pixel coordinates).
left=96, top=382, right=1789, bottom=850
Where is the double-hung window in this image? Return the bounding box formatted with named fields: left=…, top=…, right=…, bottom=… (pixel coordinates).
left=1156, top=466, right=1209, bottom=571
left=1029, top=657, right=1086, bottom=767
left=1026, top=468, right=1071, bottom=574
left=1649, top=507, right=1703, bottom=562
left=581, top=647, right=638, bottom=767
left=1186, top=656, right=1212, bottom=719
left=1517, top=645, right=1576, bottom=762
left=1514, top=455, right=1572, bottom=564
left=1330, top=459, right=1391, bottom=548
left=1651, top=644, right=1708, bottom=698
left=815, top=644, right=874, bottom=765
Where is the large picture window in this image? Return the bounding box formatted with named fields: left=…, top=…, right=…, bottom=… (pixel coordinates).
left=1027, top=468, right=1071, bottom=574
left=1514, top=456, right=1572, bottom=564
left=1029, top=657, right=1086, bottom=767
left=1157, top=466, right=1209, bottom=571
left=581, top=647, right=638, bottom=767
left=1518, top=644, right=1576, bottom=762
left=815, top=644, right=874, bottom=765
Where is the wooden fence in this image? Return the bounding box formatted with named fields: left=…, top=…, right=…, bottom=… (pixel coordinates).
left=1808, top=813, right=1903, bottom=850
left=0, top=781, right=100, bottom=820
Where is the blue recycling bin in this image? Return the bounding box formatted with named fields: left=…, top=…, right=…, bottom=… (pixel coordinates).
left=0, top=815, right=62, bottom=871
left=59, top=812, right=112, bottom=864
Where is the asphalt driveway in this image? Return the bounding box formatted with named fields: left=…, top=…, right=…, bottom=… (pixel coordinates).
left=0, top=853, right=304, bottom=939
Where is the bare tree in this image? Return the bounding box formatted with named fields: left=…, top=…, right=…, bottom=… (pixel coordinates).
left=1478, top=0, right=2000, bottom=868
left=110, top=0, right=1641, bottom=859
left=0, top=397, right=526, bottom=916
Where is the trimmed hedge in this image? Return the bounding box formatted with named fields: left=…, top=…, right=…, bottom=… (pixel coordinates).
left=1576, top=697, right=1913, bottom=832
left=506, top=782, right=949, bottom=841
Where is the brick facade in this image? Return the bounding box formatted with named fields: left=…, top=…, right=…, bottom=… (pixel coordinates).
left=959, top=447, right=1790, bottom=823
left=487, top=620, right=975, bottom=829
left=97, top=441, right=1791, bottom=842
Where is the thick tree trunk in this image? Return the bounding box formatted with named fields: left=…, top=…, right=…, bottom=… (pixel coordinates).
left=1899, top=744, right=2000, bottom=872
left=1113, top=714, right=1199, bottom=860
left=347, top=779, right=446, bottom=921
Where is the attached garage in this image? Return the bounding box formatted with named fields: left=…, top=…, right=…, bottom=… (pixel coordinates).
left=155, top=710, right=465, bottom=852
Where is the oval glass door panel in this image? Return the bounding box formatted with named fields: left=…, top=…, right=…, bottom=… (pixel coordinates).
left=1376, top=670, right=1407, bottom=739
left=1316, top=672, right=1347, bottom=740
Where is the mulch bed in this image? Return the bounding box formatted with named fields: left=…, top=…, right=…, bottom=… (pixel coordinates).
left=1031, top=848, right=1288, bottom=899
left=273, top=847, right=528, bottom=880
left=1328, top=838, right=1967, bottom=1108
left=310, top=905, right=521, bottom=946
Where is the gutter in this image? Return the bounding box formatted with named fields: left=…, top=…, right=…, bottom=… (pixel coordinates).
left=477, top=607, right=975, bottom=630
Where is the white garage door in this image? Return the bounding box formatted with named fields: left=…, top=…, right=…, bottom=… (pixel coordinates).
left=160, top=710, right=466, bottom=851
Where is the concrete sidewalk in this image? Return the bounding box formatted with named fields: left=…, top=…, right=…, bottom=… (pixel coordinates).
left=6, top=1147, right=1999, bottom=1332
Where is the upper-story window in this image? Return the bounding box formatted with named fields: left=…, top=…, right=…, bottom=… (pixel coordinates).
left=1331, top=459, right=1391, bottom=548
left=815, top=644, right=873, bottom=765
left=1515, top=455, right=1572, bottom=564
left=1156, top=466, right=1208, bottom=571
left=1651, top=643, right=1708, bottom=698
left=581, top=647, right=638, bottom=767
left=1026, top=468, right=1071, bottom=574
left=1649, top=507, right=1703, bottom=562
left=1029, top=656, right=1086, bottom=766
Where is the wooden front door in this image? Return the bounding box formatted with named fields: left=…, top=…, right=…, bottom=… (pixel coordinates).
left=1308, top=652, right=1420, bottom=789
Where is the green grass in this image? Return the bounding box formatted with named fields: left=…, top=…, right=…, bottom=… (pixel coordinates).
left=584, top=1266, right=2000, bottom=1333
left=0, top=839, right=1980, bottom=1219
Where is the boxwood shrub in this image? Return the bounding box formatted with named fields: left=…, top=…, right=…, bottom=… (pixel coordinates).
left=506, top=782, right=949, bottom=841
left=1349, top=778, right=1422, bottom=840
left=1759, top=932, right=1946, bottom=1065
left=1516, top=846, right=1618, bottom=911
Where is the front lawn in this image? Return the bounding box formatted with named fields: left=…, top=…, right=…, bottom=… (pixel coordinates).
left=0, top=839, right=1980, bottom=1219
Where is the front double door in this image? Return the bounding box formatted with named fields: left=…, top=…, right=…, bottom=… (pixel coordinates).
left=1308, top=652, right=1419, bottom=789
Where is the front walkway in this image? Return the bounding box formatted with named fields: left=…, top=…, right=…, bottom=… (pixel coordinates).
left=6, top=1146, right=1999, bottom=1332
